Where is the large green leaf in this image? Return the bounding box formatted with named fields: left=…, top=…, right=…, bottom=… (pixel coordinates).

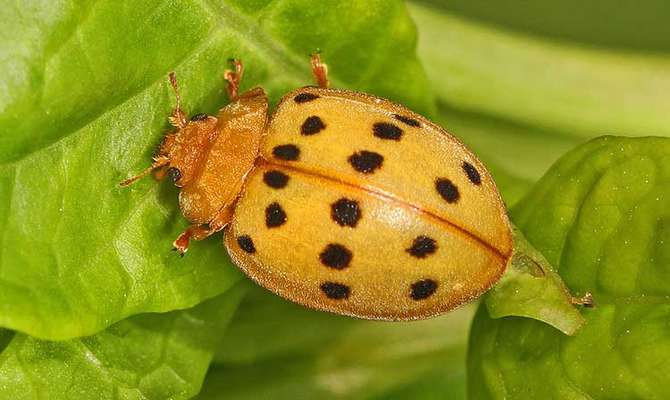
left=197, top=286, right=470, bottom=400
left=0, top=0, right=432, bottom=340
left=468, top=136, right=670, bottom=399
left=0, top=284, right=246, bottom=400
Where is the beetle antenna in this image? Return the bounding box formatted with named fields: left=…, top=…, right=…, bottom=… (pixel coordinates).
left=168, top=72, right=187, bottom=128
left=119, top=156, right=170, bottom=187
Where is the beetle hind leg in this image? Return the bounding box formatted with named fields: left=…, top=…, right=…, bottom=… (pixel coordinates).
left=310, top=52, right=329, bottom=88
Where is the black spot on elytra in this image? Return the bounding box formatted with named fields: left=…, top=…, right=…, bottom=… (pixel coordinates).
left=435, top=178, right=460, bottom=203
left=237, top=235, right=256, bottom=254
left=331, top=198, right=361, bottom=227
left=265, top=202, right=287, bottom=228
left=167, top=167, right=181, bottom=183
left=190, top=113, right=208, bottom=121
left=462, top=161, right=481, bottom=185
left=393, top=114, right=420, bottom=127
left=263, top=170, right=289, bottom=189
left=348, top=151, right=383, bottom=174
left=406, top=236, right=437, bottom=258
left=373, top=122, right=403, bottom=140
left=294, top=92, right=319, bottom=103
left=319, top=244, right=352, bottom=269
left=273, top=144, right=300, bottom=161
left=321, top=282, right=350, bottom=299
left=301, top=116, right=326, bottom=135
left=410, top=279, right=438, bottom=300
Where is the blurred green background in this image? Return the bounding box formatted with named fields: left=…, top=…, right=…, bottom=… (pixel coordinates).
left=420, top=0, right=670, bottom=53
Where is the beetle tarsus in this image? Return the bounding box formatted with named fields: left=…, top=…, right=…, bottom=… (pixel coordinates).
left=172, top=232, right=191, bottom=256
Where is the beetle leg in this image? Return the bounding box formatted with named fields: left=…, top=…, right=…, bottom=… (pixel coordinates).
left=172, top=226, right=206, bottom=257
left=224, top=59, right=244, bottom=100
left=172, top=205, right=234, bottom=256
left=571, top=292, right=595, bottom=308
left=310, top=52, right=329, bottom=89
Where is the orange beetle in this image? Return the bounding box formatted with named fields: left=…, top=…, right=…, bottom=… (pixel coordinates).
left=122, top=55, right=513, bottom=320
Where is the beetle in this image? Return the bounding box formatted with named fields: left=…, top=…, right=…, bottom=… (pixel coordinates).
left=121, top=55, right=513, bottom=320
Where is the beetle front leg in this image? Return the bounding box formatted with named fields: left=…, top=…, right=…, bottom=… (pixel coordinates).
left=167, top=72, right=188, bottom=129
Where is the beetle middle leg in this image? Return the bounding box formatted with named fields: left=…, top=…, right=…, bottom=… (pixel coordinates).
left=172, top=205, right=234, bottom=256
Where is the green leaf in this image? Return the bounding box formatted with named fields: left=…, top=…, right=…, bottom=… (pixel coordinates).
left=468, top=136, right=670, bottom=399
left=0, top=284, right=246, bottom=400
left=197, top=286, right=470, bottom=400
left=0, top=0, right=432, bottom=340
left=484, top=227, right=587, bottom=336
